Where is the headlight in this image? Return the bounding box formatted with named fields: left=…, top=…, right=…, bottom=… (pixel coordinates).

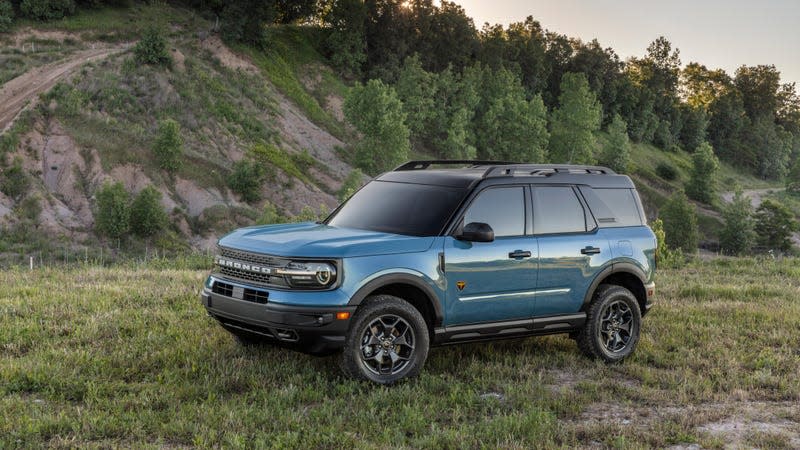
left=276, top=261, right=338, bottom=289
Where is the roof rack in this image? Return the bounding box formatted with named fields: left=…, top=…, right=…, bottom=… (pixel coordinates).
left=482, top=165, right=615, bottom=178
left=394, top=160, right=517, bottom=171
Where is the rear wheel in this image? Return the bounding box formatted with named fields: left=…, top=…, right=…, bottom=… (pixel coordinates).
left=576, top=284, right=641, bottom=363
left=341, top=295, right=429, bottom=384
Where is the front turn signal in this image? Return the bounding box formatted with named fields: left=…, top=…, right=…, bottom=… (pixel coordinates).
left=336, top=312, right=351, bottom=320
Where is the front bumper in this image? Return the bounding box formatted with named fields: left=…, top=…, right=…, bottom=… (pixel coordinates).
left=201, top=278, right=356, bottom=353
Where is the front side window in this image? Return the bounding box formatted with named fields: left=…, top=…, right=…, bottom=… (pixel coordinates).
left=532, top=186, right=587, bottom=234
left=463, top=187, right=525, bottom=237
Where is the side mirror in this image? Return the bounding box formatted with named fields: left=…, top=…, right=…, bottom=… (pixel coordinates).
left=457, top=222, right=495, bottom=243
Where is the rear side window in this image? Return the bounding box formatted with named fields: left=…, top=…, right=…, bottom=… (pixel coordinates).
left=579, top=187, right=643, bottom=227
left=532, top=187, right=587, bottom=234
left=463, top=187, right=525, bottom=237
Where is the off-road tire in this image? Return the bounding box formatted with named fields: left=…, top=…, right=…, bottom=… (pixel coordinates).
left=576, top=284, right=641, bottom=363
left=341, top=295, right=430, bottom=384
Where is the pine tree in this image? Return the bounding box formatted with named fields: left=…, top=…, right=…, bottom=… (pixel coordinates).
left=754, top=199, right=799, bottom=252
left=686, top=141, right=719, bottom=204
left=719, top=189, right=755, bottom=255
left=548, top=72, right=601, bottom=164
left=344, top=79, right=409, bottom=174
left=600, top=114, right=631, bottom=173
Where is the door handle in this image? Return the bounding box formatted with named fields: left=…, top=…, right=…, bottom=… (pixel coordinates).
left=508, top=250, right=532, bottom=259
left=581, top=246, right=601, bottom=255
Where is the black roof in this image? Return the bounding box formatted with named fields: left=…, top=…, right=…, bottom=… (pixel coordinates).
left=376, top=160, right=635, bottom=189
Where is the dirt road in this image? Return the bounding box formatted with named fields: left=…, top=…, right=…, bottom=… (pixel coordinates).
left=0, top=46, right=127, bottom=134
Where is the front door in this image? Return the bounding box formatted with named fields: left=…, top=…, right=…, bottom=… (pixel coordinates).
left=444, top=186, right=538, bottom=326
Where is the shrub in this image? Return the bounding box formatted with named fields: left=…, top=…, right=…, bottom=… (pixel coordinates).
left=134, top=27, right=171, bottom=67
left=337, top=168, right=364, bottom=202
left=650, top=218, right=685, bottom=268
left=130, top=186, right=167, bottom=238
left=754, top=199, right=799, bottom=252
left=228, top=159, right=266, bottom=203
left=655, top=163, right=677, bottom=181
left=95, top=182, right=130, bottom=239
left=20, top=0, right=74, bottom=21
left=153, top=119, right=182, bottom=173
left=719, top=189, right=755, bottom=256
left=0, top=1, right=14, bottom=32
left=0, top=158, right=30, bottom=201
left=15, top=194, right=42, bottom=221
left=660, top=190, right=699, bottom=254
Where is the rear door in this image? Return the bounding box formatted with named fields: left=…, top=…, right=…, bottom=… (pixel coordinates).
left=444, top=185, right=538, bottom=326
left=531, top=186, right=611, bottom=316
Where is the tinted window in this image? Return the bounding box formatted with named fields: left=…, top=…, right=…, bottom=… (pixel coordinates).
left=327, top=181, right=466, bottom=236
left=532, top=187, right=587, bottom=234
left=580, top=187, right=643, bottom=227
left=463, top=187, right=525, bottom=237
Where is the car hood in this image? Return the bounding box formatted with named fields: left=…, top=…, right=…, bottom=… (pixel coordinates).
left=217, top=222, right=436, bottom=258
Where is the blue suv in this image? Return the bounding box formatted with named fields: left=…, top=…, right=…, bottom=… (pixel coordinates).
left=201, top=161, right=656, bottom=384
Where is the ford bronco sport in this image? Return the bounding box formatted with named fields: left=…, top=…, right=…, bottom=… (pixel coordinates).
left=202, top=161, right=656, bottom=384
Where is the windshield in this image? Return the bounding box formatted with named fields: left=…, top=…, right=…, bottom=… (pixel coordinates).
left=327, top=181, right=467, bottom=236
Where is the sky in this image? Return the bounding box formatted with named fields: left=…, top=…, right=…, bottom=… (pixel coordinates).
left=454, top=0, right=800, bottom=86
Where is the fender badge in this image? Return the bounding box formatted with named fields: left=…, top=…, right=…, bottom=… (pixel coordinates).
left=456, top=281, right=466, bottom=291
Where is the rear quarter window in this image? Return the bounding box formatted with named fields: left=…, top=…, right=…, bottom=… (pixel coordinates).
left=579, top=187, right=644, bottom=227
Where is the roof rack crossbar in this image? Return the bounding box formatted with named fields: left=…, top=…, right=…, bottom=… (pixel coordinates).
left=394, top=160, right=517, bottom=171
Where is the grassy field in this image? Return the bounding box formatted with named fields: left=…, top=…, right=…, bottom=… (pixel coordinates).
left=2, top=258, right=799, bottom=448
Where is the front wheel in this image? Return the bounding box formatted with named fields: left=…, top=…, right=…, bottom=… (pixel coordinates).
left=576, top=284, right=642, bottom=363
left=341, top=295, right=429, bottom=384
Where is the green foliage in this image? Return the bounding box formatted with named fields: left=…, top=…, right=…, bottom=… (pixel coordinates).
left=395, top=55, right=436, bottom=147
left=133, top=27, right=171, bottom=67
left=129, top=186, right=167, bottom=238
left=719, top=189, right=755, bottom=256
left=20, top=0, right=75, bottom=21
left=754, top=199, right=799, bottom=252
left=344, top=79, right=409, bottom=175
left=249, top=143, right=309, bottom=184
left=686, top=142, right=719, bottom=204
left=337, top=168, right=364, bottom=202
left=660, top=190, right=699, bottom=253
left=473, top=67, right=549, bottom=162
left=228, top=159, right=266, bottom=203
left=600, top=114, right=631, bottom=173
left=650, top=218, right=684, bottom=268
left=220, top=0, right=275, bottom=47
left=256, top=201, right=286, bottom=225
left=0, top=158, right=30, bottom=201
left=15, top=194, right=42, bottom=221
left=787, top=158, right=800, bottom=193
left=95, top=181, right=130, bottom=239
left=548, top=72, right=601, bottom=164
left=153, top=119, right=183, bottom=173
left=320, top=0, right=366, bottom=78
left=678, top=104, right=708, bottom=152
left=0, top=1, right=13, bottom=32
left=655, top=162, right=678, bottom=181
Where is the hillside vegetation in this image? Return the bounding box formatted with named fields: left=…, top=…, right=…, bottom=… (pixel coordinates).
left=1, top=258, right=798, bottom=447
left=0, top=1, right=798, bottom=261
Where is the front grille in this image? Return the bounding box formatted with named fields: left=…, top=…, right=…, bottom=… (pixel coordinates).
left=216, top=246, right=290, bottom=288
left=212, top=281, right=233, bottom=297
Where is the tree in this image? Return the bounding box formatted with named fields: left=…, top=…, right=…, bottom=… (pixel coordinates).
left=686, top=142, right=719, bottom=204
left=133, top=27, right=171, bottom=67
left=548, top=72, right=601, bottom=164
left=20, top=0, right=75, bottom=21
left=787, top=157, right=800, bottom=193
left=130, top=186, right=167, bottom=238
left=220, top=0, right=276, bottom=47
left=321, top=0, right=366, bottom=78
left=153, top=119, right=183, bottom=173
left=678, top=104, right=708, bottom=152
left=660, top=190, right=699, bottom=253
left=0, top=158, right=30, bottom=201
left=0, top=1, right=13, bottom=32
left=719, top=189, right=756, bottom=255
left=344, top=79, right=409, bottom=174
left=95, top=182, right=130, bottom=239
left=734, top=65, right=782, bottom=120
left=600, top=114, right=631, bottom=173
left=754, top=199, right=798, bottom=252
left=394, top=55, right=436, bottom=147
